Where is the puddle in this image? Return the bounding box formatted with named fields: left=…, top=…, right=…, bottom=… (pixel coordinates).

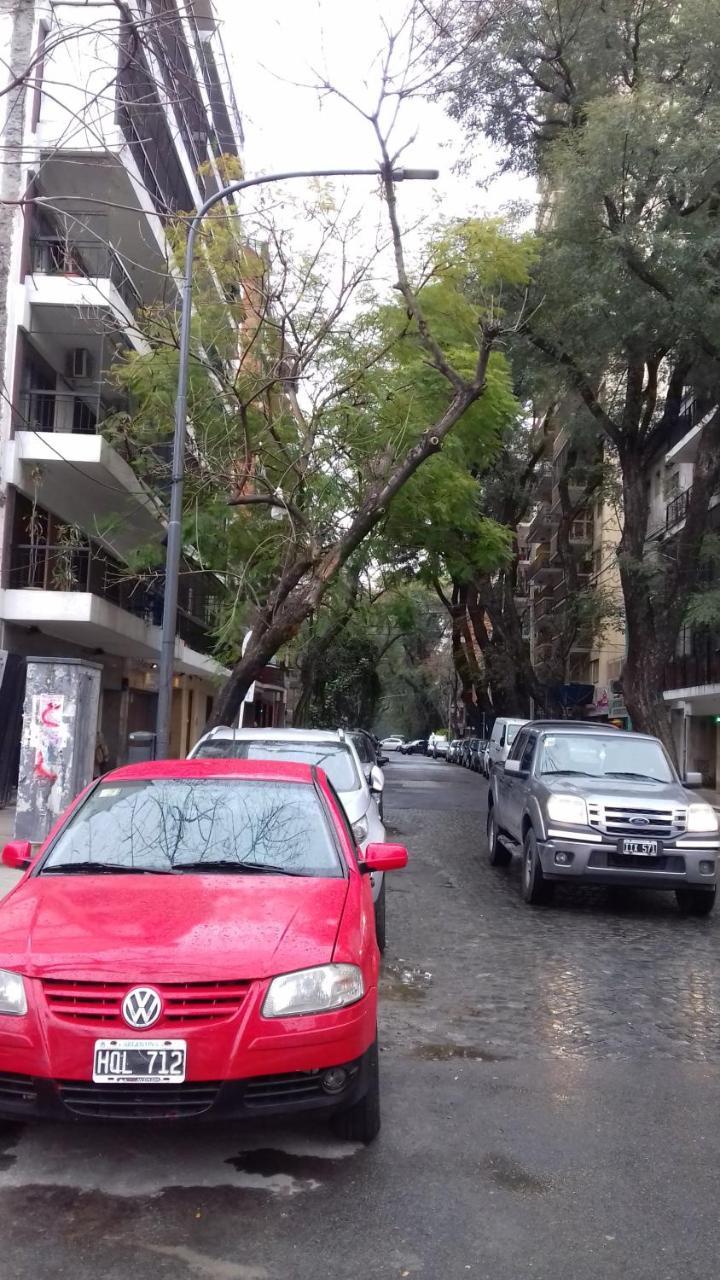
left=485, top=1152, right=550, bottom=1194
left=381, top=960, right=433, bottom=1002
left=226, top=1148, right=348, bottom=1180
left=0, top=1123, right=23, bottom=1171
left=413, top=1043, right=509, bottom=1063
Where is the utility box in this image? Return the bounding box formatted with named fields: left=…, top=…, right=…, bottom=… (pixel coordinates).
left=15, top=658, right=102, bottom=845
left=128, top=731, right=156, bottom=764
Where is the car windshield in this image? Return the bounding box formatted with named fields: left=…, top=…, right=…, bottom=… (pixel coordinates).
left=192, top=740, right=361, bottom=792
left=40, top=779, right=343, bottom=876
left=537, top=734, right=674, bottom=783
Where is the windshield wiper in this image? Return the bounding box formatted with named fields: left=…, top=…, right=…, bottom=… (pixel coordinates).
left=42, top=862, right=175, bottom=875
left=540, top=769, right=594, bottom=777
left=604, top=771, right=665, bottom=782
left=172, top=859, right=307, bottom=876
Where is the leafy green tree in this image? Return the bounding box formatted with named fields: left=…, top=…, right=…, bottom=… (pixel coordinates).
left=432, top=0, right=720, bottom=751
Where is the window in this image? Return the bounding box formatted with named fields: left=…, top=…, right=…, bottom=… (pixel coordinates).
left=31, top=21, right=49, bottom=131
left=192, top=738, right=362, bottom=792
left=509, top=730, right=527, bottom=761
left=41, top=779, right=343, bottom=877
left=351, top=733, right=374, bottom=765
left=590, top=659, right=600, bottom=683
left=498, top=726, right=506, bottom=747
left=520, top=733, right=538, bottom=773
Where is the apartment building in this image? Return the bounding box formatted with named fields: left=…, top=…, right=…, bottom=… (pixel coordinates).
left=0, top=0, right=254, bottom=782
left=522, top=426, right=627, bottom=720
left=651, top=398, right=720, bottom=785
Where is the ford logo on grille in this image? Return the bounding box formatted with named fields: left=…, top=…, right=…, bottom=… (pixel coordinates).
left=629, top=816, right=651, bottom=826
left=122, top=987, right=162, bottom=1029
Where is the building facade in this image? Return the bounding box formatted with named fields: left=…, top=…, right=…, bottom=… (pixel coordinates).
left=0, top=0, right=247, bottom=781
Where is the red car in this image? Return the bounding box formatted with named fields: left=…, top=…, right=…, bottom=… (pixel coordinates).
left=0, top=759, right=408, bottom=1142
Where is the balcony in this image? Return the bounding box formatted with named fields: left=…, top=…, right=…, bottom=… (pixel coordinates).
left=30, top=235, right=141, bottom=315
left=666, top=487, right=692, bottom=530
left=665, top=651, right=720, bottom=693
left=19, top=389, right=111, bottom=437
left=4, top=541, right=224, bottom=679
left=526, top=543, right=562, bottom=581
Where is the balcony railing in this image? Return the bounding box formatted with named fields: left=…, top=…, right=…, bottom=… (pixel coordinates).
left=30, top=236, right=141, bottom=313
left=8, top=542, right=221, bottom=657
left=18, top=390, right=104, bottom=436
left=665, top=651, right=720, bottom=691
left=666, top=487, right=692, bottom=530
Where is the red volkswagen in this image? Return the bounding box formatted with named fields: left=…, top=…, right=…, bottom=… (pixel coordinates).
left=0, top=759, right=408, bottom=1142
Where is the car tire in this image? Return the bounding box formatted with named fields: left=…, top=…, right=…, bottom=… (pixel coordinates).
left=374, top=878, right=387, bottom=953
left=331, top=1037, right=380, bottom=1144
left=675, top=886, right=716, bottom=916
left=487, top=807, right=512, bottom=867
left=522, top=829, right=554, bottom=905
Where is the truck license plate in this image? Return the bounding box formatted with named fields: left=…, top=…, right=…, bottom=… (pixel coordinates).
left=93, top=1039, right=186, bottom=1083
left=621, top=838, right=659, bottom=857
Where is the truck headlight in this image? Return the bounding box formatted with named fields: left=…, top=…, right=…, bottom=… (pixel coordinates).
left=0, top=970, right=27, bottom=1016
left=687, top=804, right=719, bottom=833
left=262, top=964, right=365, bottom=1018
left=547, top=795, right=588, bottom=826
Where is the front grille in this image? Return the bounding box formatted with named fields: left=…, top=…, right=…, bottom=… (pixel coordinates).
left=42, top=979, right=252, bottom=1028
left=59, top=1080, right=219, bottom=1120
left=244, top=1071, right=326, bottom=1109
left=0, top=1072, right=38, bottom=1107
left=587, top=802, right=686, bottom=840
left=588, top=850, right=686, bottom=873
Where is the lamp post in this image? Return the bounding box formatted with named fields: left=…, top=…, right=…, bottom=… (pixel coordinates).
left=155, top=164, right=439, bottom=757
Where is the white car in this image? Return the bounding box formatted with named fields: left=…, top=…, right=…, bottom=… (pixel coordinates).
left=381, top=735, right=405, bottom=752
left=429, top=734, right=449, bottom=758
left=486, top=718, right=529, bottom=775
left=188, top=726, right=389, bottom=950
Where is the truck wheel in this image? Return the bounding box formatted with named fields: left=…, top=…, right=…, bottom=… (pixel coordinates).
left=522, top=830, right=554, bottom=905
left=487, top=807, right=512, bottom=867
left=675, top=886, right=716, bottom=917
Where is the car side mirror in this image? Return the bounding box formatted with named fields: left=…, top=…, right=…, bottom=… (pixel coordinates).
left=360, top=842, right=408, bottom=873
left=684, top=771, right=703, bottom=789
left=504, top=759, right=522, bottom=775
left=369, top=765, right=385, bottom=794
left=2, top=841, right=33, bottom=870
left=377, top=755, right=389, bottom=767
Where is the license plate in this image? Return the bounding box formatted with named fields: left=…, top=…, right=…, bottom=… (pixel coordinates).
left=621, top=838, right=659, bottom=857
left=93, top=1039, right=186, bottom=1084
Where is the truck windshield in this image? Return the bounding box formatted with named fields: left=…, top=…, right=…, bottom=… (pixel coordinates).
left=538, top=734, right=674, bottom=783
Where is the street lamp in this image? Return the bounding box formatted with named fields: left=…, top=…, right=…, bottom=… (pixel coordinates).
left=155, top=164, right=439, bottom=757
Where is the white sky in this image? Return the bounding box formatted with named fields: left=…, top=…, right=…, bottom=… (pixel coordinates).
left=216, top=0, right=534, bottom=253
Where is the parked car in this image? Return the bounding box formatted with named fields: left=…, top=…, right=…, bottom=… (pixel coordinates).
left=189, top=727, right=390, bottom=950
left=399, top=739, right=427, bottom=755
left=447, top=740, right=462, bottom=764
left=430, top=735, right=449, bottom=758
left=458, top=738, right=473, bottom=768
left=381, top=735, right=405, bottom=752
left=0, top=758, right=408, bottom=1136
left=486, top=718, right=529, bottom=776
left=349, top=730, right=388, bottom=820
left=470, top=739, right=486, bottom=773
left=486, top=721, right=718, bottom=914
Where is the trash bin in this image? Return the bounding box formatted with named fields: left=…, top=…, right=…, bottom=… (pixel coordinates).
left=127, top=731, right=156, bottom=764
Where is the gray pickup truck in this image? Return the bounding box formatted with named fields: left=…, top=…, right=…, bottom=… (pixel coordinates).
left=486, top=721, right=720, bottom=915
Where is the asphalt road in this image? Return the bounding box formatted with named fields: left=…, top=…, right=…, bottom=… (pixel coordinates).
left=2, top=755, right=720, bottom=1279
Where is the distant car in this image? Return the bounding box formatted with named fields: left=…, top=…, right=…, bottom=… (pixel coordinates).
left=381, top=736, right=405, bottom=752
left=400, top=739, right=427, bottom=755
left=480, top=740, right=492, bottom=777
left=459, top=738, right=474, bottom=768
left=0, top=757, right=408, bottom=1137
left=431, top=735, right=449, bottom=759
left=189, top=727, right=389, bottom=950
left=486, top=718, right=529, bottom=776
left=447, top=740, right=461, bottom=764
left=348, top=730, right=388, bottom=821
left=470, top=739, right=486, bottom=772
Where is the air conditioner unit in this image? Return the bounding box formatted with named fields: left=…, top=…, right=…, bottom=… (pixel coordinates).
left=65, top=348, right=93, bottom=380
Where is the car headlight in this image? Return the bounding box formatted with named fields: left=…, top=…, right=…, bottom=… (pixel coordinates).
left=687, top=804, right=719, bottom=833
left=352, top=815, right=369, bottom=843
left=546, top=794, right=588, bottom=826
left=262, top=964, right=365, bottom=1018
left=0, top=970, right=27, bottom=1016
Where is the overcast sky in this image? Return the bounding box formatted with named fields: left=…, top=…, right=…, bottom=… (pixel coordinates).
left=216, top=0, right=533, bottom=242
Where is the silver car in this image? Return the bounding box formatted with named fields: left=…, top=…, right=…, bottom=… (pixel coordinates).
left=487, top=721, right=719, bottom=914
left=188, top=726, right=389, bottom=948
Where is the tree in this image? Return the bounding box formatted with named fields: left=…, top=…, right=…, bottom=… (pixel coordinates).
left=432, top=0, right=720, bottom=752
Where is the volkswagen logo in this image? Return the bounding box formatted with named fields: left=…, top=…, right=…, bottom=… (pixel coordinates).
left=122, top=987, right=162, bottom=1029
left=629, top=816, right=651, bottom=826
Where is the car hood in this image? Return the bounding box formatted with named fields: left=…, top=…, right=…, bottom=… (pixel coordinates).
left=543, top=776, right=688, bottom=806
left=0, top=874, right=349, bottom=982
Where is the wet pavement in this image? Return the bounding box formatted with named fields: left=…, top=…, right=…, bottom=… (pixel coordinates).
left=1, top=755, right=720, bottom=1278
